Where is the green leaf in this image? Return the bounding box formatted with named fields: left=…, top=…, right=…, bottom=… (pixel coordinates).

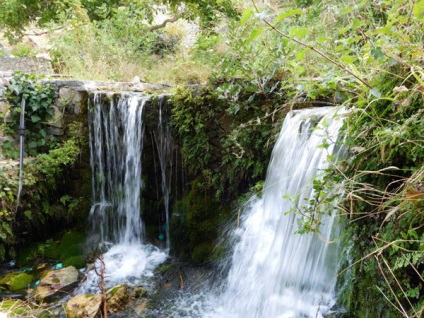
left=24, top=211, right=32, bottom=219
left=29, top=141, right=38, bottom=149
left=296, top=50, right=306, bottom=61
left=30, top=115, right=42, bottom=122
left=246, top=28, right=264, bottom=45
left=240, top=8, right=254, bottom=26
left=341, top=55, right=357, bottom=64
left=339, top=7, right=353, bottom=14
left=2, top=223, right=12, bottom=236
left=273, top=9, right=303, bottom=23
left=289, top=27, right=309, bottom=39
left=371, top=47, right=385, bottom=59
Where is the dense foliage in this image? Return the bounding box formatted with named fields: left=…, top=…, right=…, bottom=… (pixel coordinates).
left=4, top=73, right=57, bottom=157
left=0, top=75, right=87, bottom=261
left=0, top=0, right=238, bottom=41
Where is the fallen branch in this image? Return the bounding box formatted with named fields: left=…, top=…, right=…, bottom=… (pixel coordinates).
left=94, top=254, right=108, bottom=318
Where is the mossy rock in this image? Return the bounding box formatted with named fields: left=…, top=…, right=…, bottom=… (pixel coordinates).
left=57, top=230, right=86, bottom=260
left=63, top=255, right=86, bottom=269
left=0, top=272, right=34, bottom=291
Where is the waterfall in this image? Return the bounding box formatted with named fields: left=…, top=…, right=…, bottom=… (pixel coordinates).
left=212, top=106, right=346, bottom=318
left=152, top=96, right=173, bottom=251
left=80, top=92, right=167, bottom=293
left=88, top=93, right=146, bottom=245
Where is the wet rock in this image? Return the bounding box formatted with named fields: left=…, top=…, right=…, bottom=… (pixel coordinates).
left=34, top=266, right=80, bottom=302
left=65, top=294, right=102, bottom=318
left=131, top=286, right=148, bottom=299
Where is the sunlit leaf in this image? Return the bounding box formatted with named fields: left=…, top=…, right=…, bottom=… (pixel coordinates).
left=240, top=8, right=254, bottom=26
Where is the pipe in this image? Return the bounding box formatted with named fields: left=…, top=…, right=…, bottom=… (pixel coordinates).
left=15, top=97, right=26, bottom=213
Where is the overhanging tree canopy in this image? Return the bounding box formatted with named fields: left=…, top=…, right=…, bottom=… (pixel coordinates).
left=0, top=0, right=239, bottom=42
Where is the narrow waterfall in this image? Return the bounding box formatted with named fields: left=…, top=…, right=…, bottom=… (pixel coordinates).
left=88, top=93, right=146, bottom=245
left=152, top=96, right=173, bottom=251
left=80, top=92, right=167, bottom=293
left=211, top=107, right=346, bottom=318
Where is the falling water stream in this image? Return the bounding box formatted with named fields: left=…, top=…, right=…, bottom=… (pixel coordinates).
left=15, top=98, right=26, bottom=211
left=208, top=106, right=347, bottom=318
left=79, top=92, right=167, bottom=293
left=153, top=97, right=173, bottom=252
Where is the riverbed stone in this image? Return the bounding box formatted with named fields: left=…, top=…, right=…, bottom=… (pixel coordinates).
left=34, top=266, right=80, bottom=302
left=65, top=294, right=102, bottom=318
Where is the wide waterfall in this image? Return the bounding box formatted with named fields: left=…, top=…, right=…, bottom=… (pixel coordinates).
left=79, top=92, right=168, bottom=293
left=211, top=106, right=346, bottom=318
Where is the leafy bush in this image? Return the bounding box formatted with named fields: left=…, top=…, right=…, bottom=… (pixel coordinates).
left=4, top=72, right=56, bottom=157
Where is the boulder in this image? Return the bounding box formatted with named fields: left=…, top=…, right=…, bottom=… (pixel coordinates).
left=65, top=294, right=102, bottom=318
left=34, top=266, right=80, bottom=302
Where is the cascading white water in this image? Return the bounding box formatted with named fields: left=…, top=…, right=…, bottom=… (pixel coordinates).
left=79, top=92, right=167, bottom=293
left=89, top=93, right=146, bottom=244
left=210, top=106, right=346, bottom=318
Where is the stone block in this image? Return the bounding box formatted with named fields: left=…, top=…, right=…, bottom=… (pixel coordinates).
left=47, top=106, right=64, bottom=128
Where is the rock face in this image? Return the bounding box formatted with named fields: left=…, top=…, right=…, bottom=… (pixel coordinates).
left=65, top=294, right=102, bottom=318
left=34, top=266, right=80, bottom=302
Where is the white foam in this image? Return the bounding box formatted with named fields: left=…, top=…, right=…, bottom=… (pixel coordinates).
left=78, top=243, right=167, bottom=294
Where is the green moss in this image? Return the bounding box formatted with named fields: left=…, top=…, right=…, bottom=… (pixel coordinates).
left=63, top=255, right=86, bottom=269
left=57, top=230, right=85, bottom=260
left=2, top=272, right=34, bottom=291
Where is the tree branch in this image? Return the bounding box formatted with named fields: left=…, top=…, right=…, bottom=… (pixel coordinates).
left=261, top=19, right=372, bottom=89
left=250, top=1, right=372, bottom=89
left=148, top=13, right=182, bottom=31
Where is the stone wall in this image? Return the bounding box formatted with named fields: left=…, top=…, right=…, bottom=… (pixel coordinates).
left=0, top=57, right=53, bottom=74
